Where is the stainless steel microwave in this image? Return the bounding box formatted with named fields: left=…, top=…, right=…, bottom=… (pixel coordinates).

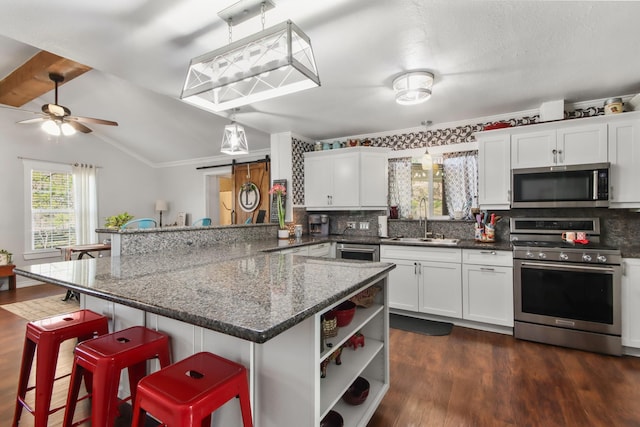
left=511, top=162, right=609, bottom=208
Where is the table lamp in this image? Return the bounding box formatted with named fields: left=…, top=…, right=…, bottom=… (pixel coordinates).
left=155, top=200, right=168, bottom=227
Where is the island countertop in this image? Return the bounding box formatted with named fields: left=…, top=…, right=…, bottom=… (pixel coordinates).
left=15, top=241, right=394, bottom=344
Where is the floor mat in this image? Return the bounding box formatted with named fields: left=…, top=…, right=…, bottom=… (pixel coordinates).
left=390, top=313, right=453, bottom=336
left=0, top=294, right=80, bottom=321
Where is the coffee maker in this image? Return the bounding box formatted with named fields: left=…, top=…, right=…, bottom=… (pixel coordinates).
left=308, top=214, right=329, bottom=236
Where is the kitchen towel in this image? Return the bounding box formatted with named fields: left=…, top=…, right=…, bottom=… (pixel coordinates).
left=378, top=216, right=388, bottom=237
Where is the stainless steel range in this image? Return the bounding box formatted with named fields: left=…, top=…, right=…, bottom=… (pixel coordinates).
left=511, top=217, right=622, bottom=355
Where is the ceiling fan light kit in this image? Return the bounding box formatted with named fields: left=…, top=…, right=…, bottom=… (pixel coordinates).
left=12, top=72, right=118, bottom=136
left=181, top=0, right=320, bottom=112
left=393, top=71, right=434, bottom=105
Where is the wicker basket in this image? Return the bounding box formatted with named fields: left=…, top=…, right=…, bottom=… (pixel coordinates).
left=322, top=316, right=339, bottom=339
left=350, top=286, right=380, bottom=308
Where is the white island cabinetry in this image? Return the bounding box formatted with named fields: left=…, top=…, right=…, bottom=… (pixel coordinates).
left=84, top=278, right=389, bottom=427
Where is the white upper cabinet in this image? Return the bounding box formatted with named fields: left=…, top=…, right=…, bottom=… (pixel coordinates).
left=511, top=123, right=607, bottom=168
left=304, top=147, right=388, bottom=210
left=608, top=117, right=640, bottom=208
left=477, top=133, right=511, bottom=210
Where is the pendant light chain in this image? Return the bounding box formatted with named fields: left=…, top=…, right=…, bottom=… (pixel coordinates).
left=228, top=19, right=233, bottom=44
left=261, top=2, right=266, bottom=30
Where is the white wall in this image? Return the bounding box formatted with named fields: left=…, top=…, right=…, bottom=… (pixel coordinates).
left=0, top=116, right=160, bottom=286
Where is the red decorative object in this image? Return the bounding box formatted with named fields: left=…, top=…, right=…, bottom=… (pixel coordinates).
left=342, top=376, right=370, bottom=405
left=483, top=122, right=512, bottom=131
left=331, top=301, right=356, bottom=327
left=347, top=332, right=365, bottom=350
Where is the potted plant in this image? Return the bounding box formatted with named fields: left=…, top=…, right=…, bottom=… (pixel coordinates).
left=0, top=249, right=12, bottom=265
left=269, top=183, right=289, bottom=239
left=104, top=212, right=134, bottom=229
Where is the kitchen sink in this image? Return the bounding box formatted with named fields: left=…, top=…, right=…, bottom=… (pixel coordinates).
left=381, top=237, right=460, bottom=246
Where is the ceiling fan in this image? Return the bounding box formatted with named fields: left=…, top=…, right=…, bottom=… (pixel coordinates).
left=11, top=73, right=118, bottom=135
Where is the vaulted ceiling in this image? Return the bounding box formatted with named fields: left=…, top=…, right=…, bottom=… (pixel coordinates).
left=1, top=1, right=639, bottom=166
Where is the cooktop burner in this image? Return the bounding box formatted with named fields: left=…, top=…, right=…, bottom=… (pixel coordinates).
left=510, top=217, right=621, bottom=265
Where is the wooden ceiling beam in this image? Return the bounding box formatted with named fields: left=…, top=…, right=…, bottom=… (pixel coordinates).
left=0, top=50, right=91, bottom=107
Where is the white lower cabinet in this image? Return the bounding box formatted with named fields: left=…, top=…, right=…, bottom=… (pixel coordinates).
left=381, top=245, right=462, bottom=318
left=307, top=242, right=334, bottom=258
left=622, top=258, right=640, bottom=349
left=462, top=249, right=514, bottom=327
left=383, top=246, right=514, bottom=328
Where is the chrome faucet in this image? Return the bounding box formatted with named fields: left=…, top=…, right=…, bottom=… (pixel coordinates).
left=419, top=197, right=431, bottom=238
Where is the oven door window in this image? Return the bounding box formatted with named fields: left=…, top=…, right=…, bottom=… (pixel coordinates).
left=340, top=251, right=374, bottom=262
left=520, top=265, right=614, bottom=325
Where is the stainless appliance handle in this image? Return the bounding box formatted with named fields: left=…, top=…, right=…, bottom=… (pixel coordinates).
left=339, top=247, right=377, bottom=254
left=520, top=261, right=616, bottom=273
left=593, top=170, right=598, bottom=200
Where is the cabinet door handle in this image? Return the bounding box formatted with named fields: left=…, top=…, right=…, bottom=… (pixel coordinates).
left=558, top=149, right=564, bottom=163
left=414, top=262, right=418, bottom=275
left=480, top=267, right=495, bottom=272
left=552, top=149, right=557, bottom=163
left=480, top=251, right=497, bottom=255
left=507, top=189, right=511, bottom=202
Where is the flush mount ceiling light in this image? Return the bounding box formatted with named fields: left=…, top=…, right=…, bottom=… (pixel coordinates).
left=181, top=0, right=320, bottom=112
left=393, top=71, right=434, bottom=105
left=221, top=109, right=249, bottom=155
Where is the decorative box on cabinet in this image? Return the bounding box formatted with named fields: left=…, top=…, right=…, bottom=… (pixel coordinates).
left=304, top=147, right=388, bottom=210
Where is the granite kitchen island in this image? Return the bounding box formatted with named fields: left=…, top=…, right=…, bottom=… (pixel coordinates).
left=16, top=241, right=394, bottom=426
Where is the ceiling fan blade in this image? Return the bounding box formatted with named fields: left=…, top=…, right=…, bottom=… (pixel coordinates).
left=42, top=103, right=70, bottom=117
left=17, top=117, right=46, bottom=124
left=68, top=120, right=92, bottom=133
left=69, top=115, right=118, bottom=126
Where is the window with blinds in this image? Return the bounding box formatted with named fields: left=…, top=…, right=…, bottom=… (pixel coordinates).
left=30, top=169, right=76, bottom=250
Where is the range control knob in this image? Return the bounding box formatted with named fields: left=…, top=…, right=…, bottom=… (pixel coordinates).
left=538, top=252, right=547, bottom=259
left=525, top=251, right=534, bottom=259
left=559, top=252, right=569, bottom=261
left=582, top=254, right=592, bottom=262
left=597, top=254, right=608, bottom=263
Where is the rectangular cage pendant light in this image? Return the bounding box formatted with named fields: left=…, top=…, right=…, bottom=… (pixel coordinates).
left=181, top=20, right=320, bottom=112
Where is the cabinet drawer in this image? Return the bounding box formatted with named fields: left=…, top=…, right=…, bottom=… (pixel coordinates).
left=381, top=245, right=461, bottom=263
left=462, top=249, right=513, bottom=267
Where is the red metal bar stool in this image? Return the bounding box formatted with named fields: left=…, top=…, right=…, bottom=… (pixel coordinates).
left=131, top=351, right=253, bottom=427
left=63, top=325, right=171, bottom=427
left=12, top=309, right=109, bottom=427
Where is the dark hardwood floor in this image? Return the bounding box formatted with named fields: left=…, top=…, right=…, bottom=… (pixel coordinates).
left=2, top=285, right=640, bottom=426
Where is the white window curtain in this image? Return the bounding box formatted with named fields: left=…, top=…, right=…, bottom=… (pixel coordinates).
left=443, top=151, right=478, bottom=220
left=388, top=158, right=412, bottom=219
left=73, top=164, right=98, bottom=244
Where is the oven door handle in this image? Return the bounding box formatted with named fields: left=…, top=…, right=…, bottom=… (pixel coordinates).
left=520, top=261, right=617, bottom=273
left=339, top=247, right=377, bottom=254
